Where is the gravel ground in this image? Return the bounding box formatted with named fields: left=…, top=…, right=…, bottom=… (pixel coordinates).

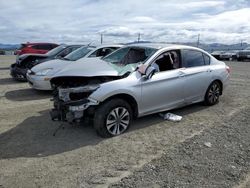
left=111, top=107, right=250, bottom=188
left=0, top=56, right=250, bottom=188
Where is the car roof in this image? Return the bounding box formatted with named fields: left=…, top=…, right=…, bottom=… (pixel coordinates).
left=95, top=44, right=124, bottom=48
left=126, top=42, right=204, bottom=51
left=60, top=44, right=84, bottom=48
left=22, top=42, right=58, bottom=45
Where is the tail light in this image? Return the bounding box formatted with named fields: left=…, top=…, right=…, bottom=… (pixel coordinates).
left=226, top=66, right=230, bottom=74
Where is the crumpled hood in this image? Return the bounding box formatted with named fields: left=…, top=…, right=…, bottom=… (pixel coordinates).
left=31, top=59, right=68, bottom=74
left=52, top=58, right=135, bottom=78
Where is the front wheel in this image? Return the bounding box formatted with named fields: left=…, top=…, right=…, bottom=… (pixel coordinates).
left=93, top=99, right=132, bottom=138
left=204, top=81, right=221, bottom=106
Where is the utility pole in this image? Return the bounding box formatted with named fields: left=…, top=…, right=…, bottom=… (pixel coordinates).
left=138, top=33, right=141, bottom=43
left=101, top=34, right=103, bottom=44
left=240, top=39, right=246, bottom=50
left=197, top=34, right=200, bottom=47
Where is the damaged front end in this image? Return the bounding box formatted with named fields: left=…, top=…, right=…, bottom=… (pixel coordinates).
left=10, top=55, right=47, bottom=80
left=50, top=76, right=119, bottom=123
left=50, top=85, right=99, bottom=123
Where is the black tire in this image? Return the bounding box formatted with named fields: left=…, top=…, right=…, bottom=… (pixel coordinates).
left=204, top=81, right=221, bottom=106
left=93, top=99, right=132, bottom=138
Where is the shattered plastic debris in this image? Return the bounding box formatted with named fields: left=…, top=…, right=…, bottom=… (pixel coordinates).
left=159, top=112, right=182, bottom=122
left=204, top=142, right=212, bottom=148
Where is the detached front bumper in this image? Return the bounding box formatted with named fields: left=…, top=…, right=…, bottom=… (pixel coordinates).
left=26, top=73, right=52, bottom=90
left=10, top=64, right=28, bottom=81
left=50, top=85, right=100, bottom=123
left=50, top=97, right=99, bottom=123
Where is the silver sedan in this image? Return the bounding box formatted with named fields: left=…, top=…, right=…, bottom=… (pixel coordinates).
left=50, top=43, right=230, bottom=137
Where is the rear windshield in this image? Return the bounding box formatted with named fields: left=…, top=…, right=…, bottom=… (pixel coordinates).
left=103, top=46, right=157, bottom=66
left=63, top=46, right=94, bottom=61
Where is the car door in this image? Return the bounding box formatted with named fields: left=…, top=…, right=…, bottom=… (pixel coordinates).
left=180, top=49, right=213, bottom=103
left=140, top=50, right=185, bottom=115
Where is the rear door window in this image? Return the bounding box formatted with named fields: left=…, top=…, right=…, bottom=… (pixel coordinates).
left=203, top=54, right=210, bottom=65
left=42, top=44, right=53, bottom=50
left=182, top=49, right=207, bottom=68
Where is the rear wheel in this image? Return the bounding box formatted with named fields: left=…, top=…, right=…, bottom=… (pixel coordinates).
left=93, top=99, right=132, bottom=138
left=204, top=81, right=221, bottom=106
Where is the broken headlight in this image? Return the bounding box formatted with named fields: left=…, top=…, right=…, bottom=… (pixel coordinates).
left=58, top=85, right=100, bottom=102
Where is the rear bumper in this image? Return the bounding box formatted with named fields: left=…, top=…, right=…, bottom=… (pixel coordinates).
left=10, top=64, right=27, bottom=81
left=26, top=73, right=52, bottom=90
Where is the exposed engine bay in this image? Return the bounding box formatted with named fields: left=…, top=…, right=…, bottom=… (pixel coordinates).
left=10, top=56, right=47, bottom=80
left=50, top=75, right=125, bottom=123
left=17, top=56, right=46, bottom=69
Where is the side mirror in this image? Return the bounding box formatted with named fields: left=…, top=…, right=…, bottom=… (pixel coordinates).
left=137, top=64, right=156, bottom=79
left=137, top=64, right=147, bottom=75
left=145, top=66, right=156, bottom=79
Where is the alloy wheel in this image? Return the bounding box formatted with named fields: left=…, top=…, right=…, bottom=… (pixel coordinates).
left=106, top=107, right=130, bottom=135
left=208, top=83, right=220, bottom=104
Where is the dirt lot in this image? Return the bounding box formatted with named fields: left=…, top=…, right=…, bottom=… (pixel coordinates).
left=0, top=55, right=249, bottom=188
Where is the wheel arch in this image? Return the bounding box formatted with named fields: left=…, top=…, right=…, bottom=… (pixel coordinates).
left=212, top=79, right=223, bottom=95
left=207, top=79, right=223, bottom=96
left=100, top=93, right=139, bottom=118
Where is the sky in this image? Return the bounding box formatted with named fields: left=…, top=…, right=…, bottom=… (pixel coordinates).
left=0, top=0, right=250, bottom=44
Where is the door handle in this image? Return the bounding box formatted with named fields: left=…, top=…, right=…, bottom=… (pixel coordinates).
left=207, top=69, right=212, bottom=72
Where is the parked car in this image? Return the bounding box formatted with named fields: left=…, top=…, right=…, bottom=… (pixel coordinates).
left=220, top=50, right=238, bottom=61
left=26, top=44, right=123, bottom=90
left=211, top=51, right=225, bottom=60
left=49, top=43, right=230, bottom=137
left=14, top=43, right=58, bottom=56
left=237, top=47, right=250, bottom=61
left=10, top=44, right=82, bottom=81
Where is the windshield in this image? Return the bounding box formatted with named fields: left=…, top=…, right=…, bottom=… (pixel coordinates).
left=63, top=46, right=94, bottom=61
left=46, top=45, right=66, bottom=56
left=103, top=46, right=157, bottom=65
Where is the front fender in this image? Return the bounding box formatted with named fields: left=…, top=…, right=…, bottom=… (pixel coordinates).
left=89, top=72, right=141, bottom=105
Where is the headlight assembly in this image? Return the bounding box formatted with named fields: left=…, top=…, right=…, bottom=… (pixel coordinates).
left=35, top=68, right=53, bottom=76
